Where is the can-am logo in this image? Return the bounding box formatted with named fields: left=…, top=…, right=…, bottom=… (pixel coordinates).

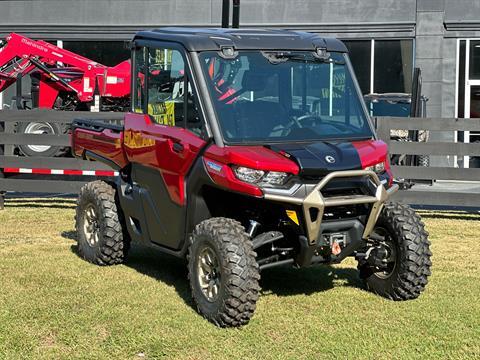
left=325, top=155, right=336, bottom=163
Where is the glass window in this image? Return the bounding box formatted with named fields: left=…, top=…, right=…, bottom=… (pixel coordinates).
left=200, top=51, right=373, bottom=143
left=145, top=48, right=202, bottom=135
left=62, top=41, right=130, bottom=67
left=469, top=40, right=480, bottom=80
left=374, top=40, right=413, bottom=93
left=147, top=48, right=186, bottom=127
left=133, top=46, right=146, bottom=113
left=343, top=40, right=371, bottom=94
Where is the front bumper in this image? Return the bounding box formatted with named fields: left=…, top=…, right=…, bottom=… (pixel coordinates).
left=263, top=170, right=399, bottom=245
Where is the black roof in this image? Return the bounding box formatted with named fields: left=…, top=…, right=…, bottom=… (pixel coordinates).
left=134, top=27, right=347, bottom=53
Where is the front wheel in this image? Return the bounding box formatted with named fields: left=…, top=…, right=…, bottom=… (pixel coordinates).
left=358, top=202, right=432, bottom=300
left=188, top=218, right=260, bottom=327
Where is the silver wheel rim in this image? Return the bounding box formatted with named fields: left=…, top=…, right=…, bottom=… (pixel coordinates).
left=83, top=204, right=100, bottom=247
left=197, top=245, right=221, bottom=302
left=370, top=227, right=397, bottom=279
left=24, top=122, right=55, bottom=152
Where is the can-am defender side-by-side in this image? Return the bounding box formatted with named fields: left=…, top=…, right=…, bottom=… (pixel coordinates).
left=71, top=27, right=432, bottom=327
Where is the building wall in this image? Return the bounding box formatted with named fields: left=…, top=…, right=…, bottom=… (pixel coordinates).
left=0, top=0, right=416, bottom=39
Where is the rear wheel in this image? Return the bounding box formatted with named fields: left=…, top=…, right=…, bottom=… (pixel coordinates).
left=188, top=218, right=260, bottom=327
left=358, top=202, right=432, bottom=300
left=75, top=180, right=130, bottom=265
left=16, top=121, right=69, bottom=157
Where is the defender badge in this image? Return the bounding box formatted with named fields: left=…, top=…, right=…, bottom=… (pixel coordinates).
left=325, top=155, right=336, bottom=164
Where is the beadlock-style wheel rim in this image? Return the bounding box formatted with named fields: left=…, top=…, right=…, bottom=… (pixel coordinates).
left=24, top=122, right=54, bottom=152
left=83, top=204, right=100, bottom=247
left=197, top=245, right=221, bottom=302
left=371, top=226, right=397, bottom=279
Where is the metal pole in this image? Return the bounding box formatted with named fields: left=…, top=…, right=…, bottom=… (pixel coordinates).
left=232, top=0, right=240, bottom=28
left=221, top=0, right=230, bottom=28
left=16, top=73, right=24, bottom=110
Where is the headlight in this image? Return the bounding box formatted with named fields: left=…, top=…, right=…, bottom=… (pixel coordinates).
left=233, top=167, right=265, bottom=183
left=260, top=171, right=290, bottom=186
left=365, top=161, right=385, bottom=173
left=233, top=167, right=289, bottom=187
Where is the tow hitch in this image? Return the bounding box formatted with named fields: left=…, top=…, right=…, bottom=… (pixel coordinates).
left=323, top=232, right=347, bottom=255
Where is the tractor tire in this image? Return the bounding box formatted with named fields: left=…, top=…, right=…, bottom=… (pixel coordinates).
left=358, top=202, right=432, bottom=300
left=188, top=217, right=260, bottom=327
left=75, top=180, right=130, bottom=265
left=417, top=154, right=430, bottom=167
left=16, top=121, right=70, bottom=157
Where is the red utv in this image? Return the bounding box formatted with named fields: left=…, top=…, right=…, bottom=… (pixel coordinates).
left=71, top=27, right=432, bottom=327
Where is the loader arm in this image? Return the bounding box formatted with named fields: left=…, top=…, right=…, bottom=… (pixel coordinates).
left=0, top=33, right=131, bottom=105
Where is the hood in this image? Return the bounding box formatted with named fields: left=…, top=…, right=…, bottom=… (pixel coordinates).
left=269, top=140, right=387, bottom=177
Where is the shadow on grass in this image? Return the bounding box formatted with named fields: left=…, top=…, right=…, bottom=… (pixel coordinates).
left=124, top=245, right=192, bottom=306
left=61, top=230, right=77, bottom=240
left=419, top=212, right=480, bottom=221
left=68, top=240, right=193, bottom=308
left=6, top=203, right=76, bottom=209
left=260, top=265, right=363, bottom=296
left=66, top=231, right=364, bottom=308
left=5, top=198, right=76, bottom=209
left=5, top=198, right=77, bottom=204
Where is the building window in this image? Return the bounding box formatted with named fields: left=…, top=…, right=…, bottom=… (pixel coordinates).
left=343, top=39, right=414, bottom=95
left=469, top=40, right=480, bottom=80
left=374, top=40, right=413, bottom=94
left=343, top=40, right=371, bottom=94
left=62, top=41, right=130, bottom=67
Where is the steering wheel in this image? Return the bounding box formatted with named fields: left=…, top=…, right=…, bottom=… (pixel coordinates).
left=295, top=114, right=323, bottom=127
left=280, top=114, right=323, bottom=137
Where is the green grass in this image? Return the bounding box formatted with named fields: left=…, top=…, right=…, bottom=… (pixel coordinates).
left=0, top=198, right=479, bottom=359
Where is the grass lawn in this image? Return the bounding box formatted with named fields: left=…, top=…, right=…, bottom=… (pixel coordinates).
left=0, top=197, right=479, bottom=359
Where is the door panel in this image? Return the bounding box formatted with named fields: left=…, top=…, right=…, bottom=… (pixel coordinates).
left=124, top=113, right=206, bottom=205
left=123, top=44, right=207, bottom=249
left=123, top=112, right=206, bottom=248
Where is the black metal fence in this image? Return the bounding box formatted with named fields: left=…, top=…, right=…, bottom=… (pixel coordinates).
left=0, top=110, right=124, bottom=208
left=376, top=116, right=480, bottom=207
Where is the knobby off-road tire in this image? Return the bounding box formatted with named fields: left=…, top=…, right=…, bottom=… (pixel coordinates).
left=188, top=218, right=260, bottom=327
left=75, top=180, right=130, bottom=265
left=359, top=202, right=432, bottom=300
left=417, top=154, right=430, bottom=167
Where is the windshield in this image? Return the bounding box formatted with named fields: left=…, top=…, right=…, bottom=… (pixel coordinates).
left=200, top=51, right=374, bottom=144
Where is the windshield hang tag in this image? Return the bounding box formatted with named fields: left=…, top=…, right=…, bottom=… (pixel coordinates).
left=314, top=47, right=330, bottom=60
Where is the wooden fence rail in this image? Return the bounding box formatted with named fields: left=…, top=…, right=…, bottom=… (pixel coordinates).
left=0, top=110, right=124, bottom=202
left=376, top=116, right=480, bottom=207
left=1, top=112, right=480, bottom=209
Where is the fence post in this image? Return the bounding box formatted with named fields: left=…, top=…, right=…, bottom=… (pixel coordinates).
left=375, top=116, right=391, bottom=143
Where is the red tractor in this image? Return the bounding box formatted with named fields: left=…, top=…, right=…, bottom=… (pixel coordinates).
left=71, top=27, right=432, bottom=327
left=0, top=33, right=130, bottom=110
left=0, top=33, right=131, bottom=156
